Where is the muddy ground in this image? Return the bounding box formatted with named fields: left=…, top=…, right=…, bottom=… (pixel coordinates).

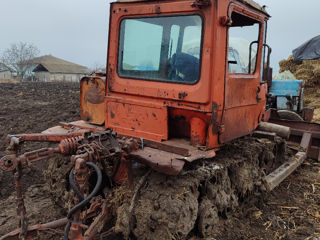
left=0, top=82, right=79, bottom=237
left=0, top=82, right=320, bottom=239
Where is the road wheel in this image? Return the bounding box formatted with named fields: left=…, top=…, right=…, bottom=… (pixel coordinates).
left=277, top=110, right=304, bottom=121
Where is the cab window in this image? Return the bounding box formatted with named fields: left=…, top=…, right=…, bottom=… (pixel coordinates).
left=118, top=15, right=203, bottom=84
left=228, top=12, right=260, bottom=74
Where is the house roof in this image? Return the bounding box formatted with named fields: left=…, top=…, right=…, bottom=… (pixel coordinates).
left=32, top=55, right=90, bottom=74
left=0, top=63, right=13, bottom=72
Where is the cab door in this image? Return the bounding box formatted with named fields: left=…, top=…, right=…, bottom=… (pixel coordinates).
left=219, top=9, right=266, bottom=143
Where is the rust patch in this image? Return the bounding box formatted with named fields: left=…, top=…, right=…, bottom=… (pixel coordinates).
left=155, top=5, right=161, bottom=14
left=128, top=147, right=185, bottom=175
left=110, top=111, right=115, bottom=119
left=107, top=66, right=114, bottom=92
left=80, top=76, right=105, bottom=125
left=84, top=84, right=105, bottom=104
left=191, top=0, right=211, bottom=8
left=211, top=102, right=219, bottom=135
left=178, top=92, right=188, bottom=99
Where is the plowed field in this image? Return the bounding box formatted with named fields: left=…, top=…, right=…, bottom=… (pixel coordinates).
left=0, top=82, right=319, bottom=240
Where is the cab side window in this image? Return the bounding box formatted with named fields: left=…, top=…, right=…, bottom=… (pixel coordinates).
left=228, top=12, right=260, bottom=74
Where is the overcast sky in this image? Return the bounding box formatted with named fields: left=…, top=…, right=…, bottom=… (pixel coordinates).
left=0, top=0, right=319, bottom=72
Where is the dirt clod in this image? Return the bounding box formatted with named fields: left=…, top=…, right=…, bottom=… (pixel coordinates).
left=132, top=172, right=199, bottom=240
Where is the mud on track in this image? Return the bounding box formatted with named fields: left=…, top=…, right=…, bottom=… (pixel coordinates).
left=0, top=82, right=320, bottom=240
left=115, top=137, right=289, bottom=239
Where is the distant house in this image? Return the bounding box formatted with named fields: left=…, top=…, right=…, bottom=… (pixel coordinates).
left=0, top=63, right=13, bottom=80
left=32, top=55, right=90, bottom=82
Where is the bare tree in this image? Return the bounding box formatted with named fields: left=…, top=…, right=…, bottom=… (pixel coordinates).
left=90, top=61, right=105, bottom=74
left=1, top=42, right=40, bottom=78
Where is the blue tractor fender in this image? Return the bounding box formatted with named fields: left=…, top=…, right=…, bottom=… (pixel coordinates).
left=269, top=79, right=304, bottom=111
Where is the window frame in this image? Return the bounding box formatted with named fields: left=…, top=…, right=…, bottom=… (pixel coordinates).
left=227, top=11, right=262, bottom=76
left=116, top=14, right=204, bottom=85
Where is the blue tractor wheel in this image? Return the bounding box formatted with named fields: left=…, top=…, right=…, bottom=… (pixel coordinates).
left=277, top=110, right=304, bottom=121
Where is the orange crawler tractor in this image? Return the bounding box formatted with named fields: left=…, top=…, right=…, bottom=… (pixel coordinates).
left=82, top=0, right=271, bottom=174
left=1, top=0, right=320, bottom=239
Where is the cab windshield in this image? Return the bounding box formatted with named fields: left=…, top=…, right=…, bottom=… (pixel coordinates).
left=118, top=15, right=202, bottom=84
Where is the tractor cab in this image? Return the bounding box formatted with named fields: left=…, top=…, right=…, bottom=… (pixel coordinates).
left=81, top=0, right=271, bottom=149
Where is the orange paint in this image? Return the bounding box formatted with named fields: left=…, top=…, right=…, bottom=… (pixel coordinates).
left=81, top=0, right=270, bottom=149
left=190, top=117, right=207, bottom=146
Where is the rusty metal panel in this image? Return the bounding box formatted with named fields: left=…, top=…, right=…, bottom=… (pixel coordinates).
left=220, top=71, right=267, bottom=143
left=219, top=104, right=263, bottom=143
left=42, top=121, right=105, bottom=135
left=143, top=139, right=191, bottom=156
left=225, top=76, right=260, bottom=108
left=80, top=77, right=106, bottom=125
left=129, top=147, right=185, bottom=175
left=301, top=107, right=314, bottom=122
left=142, top=138, right=216, bottom=160
left=106, top=101, right=168, bottom=141
left=268, top=118, right=320, bottom=160
left=308, top=146, right=320, bottom=161
left=269, top=119, right=320, bottom=133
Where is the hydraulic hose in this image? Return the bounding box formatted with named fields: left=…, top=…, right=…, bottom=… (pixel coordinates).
left=64, top=222, right=71, bottom=240
left=68, top=169, right=84, bottom=201
left=64, top=162, right=102, bottom=240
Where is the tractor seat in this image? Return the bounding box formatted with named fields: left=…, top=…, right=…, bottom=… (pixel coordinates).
left=169, top=53, right=199, bottom=82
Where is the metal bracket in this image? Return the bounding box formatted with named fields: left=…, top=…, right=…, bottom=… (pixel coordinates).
left=191, top=0, right=211, bottom=8
left=256, top=86, right=261, bottom=103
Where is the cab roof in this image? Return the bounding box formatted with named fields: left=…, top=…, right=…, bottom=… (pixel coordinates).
left=115, top=0, right=269, bottom=16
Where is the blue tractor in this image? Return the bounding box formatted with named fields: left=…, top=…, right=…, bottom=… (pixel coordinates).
left=267, top=78, right=314, bottom=122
